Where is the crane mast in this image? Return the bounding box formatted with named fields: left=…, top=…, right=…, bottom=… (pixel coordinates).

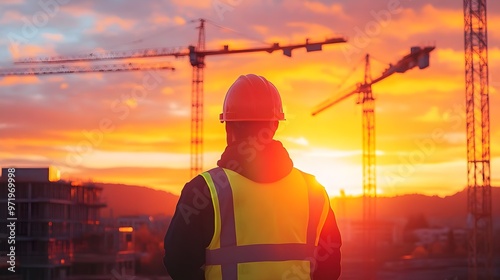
left=360, top=54, right=376, bottom=279
left=191, top=19, right=206, bottom=177
left=464, top=0, right=492, bottom=279
left=312, top=46, right=434, bottom=280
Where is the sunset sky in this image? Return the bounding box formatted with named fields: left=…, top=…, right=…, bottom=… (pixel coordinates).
left=1, top=0, right=499, bottom=197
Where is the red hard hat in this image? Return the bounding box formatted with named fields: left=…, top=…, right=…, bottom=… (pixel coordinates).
left=219, top=74, right=285, bottom=122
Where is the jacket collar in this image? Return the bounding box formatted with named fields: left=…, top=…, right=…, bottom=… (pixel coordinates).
left=217, top=139, right=293, bottom=183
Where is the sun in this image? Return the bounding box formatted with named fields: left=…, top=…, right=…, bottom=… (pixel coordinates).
left=291, top=152, right=363, bottom=197
left=313, top=166, right=363, bottom=197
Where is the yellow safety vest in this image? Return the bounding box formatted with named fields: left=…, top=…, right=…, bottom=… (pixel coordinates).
left=200, top=167, right=331, bottom=280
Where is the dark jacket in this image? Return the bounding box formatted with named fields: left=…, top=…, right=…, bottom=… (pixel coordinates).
left=164, top=139, right=342, bottom=279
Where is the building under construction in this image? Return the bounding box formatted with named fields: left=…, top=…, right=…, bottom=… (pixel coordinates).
left=0, top=167, right=135, bottom=280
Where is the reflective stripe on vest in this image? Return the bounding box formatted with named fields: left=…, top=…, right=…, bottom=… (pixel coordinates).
left=201, top=167, right=330, bottom=280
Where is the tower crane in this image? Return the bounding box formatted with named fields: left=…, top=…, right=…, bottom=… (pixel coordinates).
left=463, top=0, right=492, bottom=279
left=312, top=46, right=435, bottom=279
left=5, top=18, right=347, bottom=177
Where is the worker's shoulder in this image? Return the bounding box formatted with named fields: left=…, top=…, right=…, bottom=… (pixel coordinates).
left=293, top=168, right=326, bottom=187
left=179, top=174, right=210, bottom=198
left=293, top=167, right=317, bottom=181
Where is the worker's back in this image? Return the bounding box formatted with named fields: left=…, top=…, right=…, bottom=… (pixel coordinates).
left=163, top=74, right=342, bottom=280
left=202, top=167, right=330, bottom=279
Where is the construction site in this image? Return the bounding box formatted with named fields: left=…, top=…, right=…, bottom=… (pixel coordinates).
left=0, top=0, right=498, bottom=279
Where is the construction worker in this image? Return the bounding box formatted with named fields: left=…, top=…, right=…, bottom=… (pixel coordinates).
left=164, top=74, right=342, bottom=279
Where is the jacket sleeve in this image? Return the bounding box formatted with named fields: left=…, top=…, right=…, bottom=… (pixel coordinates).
left=163, top=175, right=214, bottom=280
left=313, top=202, right=342, bottom=280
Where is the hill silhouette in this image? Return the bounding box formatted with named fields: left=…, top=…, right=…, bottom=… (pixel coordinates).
left=95, top=182, right=499, bottom=229
left=332, top=187, right=500, bottom=228
left=96, top=183, right=179, bottom=218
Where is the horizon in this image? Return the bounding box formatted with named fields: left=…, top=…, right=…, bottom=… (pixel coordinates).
left=1, top=0, right=499, bottom=198
left=2, top=167, right=490, bottom=199
left=88, top=179, right=487, bottom=199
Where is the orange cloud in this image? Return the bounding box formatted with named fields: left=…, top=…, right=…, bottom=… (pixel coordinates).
left=388, top=5, right=462, bottom=39
left=0, top=10, right=24, bottom=24
left=435, top=48, right=464, bottom=65
left=286, top=22, right=338, bottom=40
left=384, top=4, right=500, bottom=40
left=42, top=33, right=64, bottom=42
left=376, top=73, right=463, bottom=96
left=303, top=1, right=347, bottom=19
left=3, top=0, right=22, bottom=4
left=415, top=106, right=442, bottom=122
left=0, top=75, right=39, bottom=85
left=304, top=1, right=342, bottom=14
left=171, top=0, right=211, bottom=9
left=150, top=14, right=186, bottom=25
left=94, top=16, right=136, bottom=33
left=6, top=43, right=57, bottom=61
left=252, top=25, right=269, bottom=36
